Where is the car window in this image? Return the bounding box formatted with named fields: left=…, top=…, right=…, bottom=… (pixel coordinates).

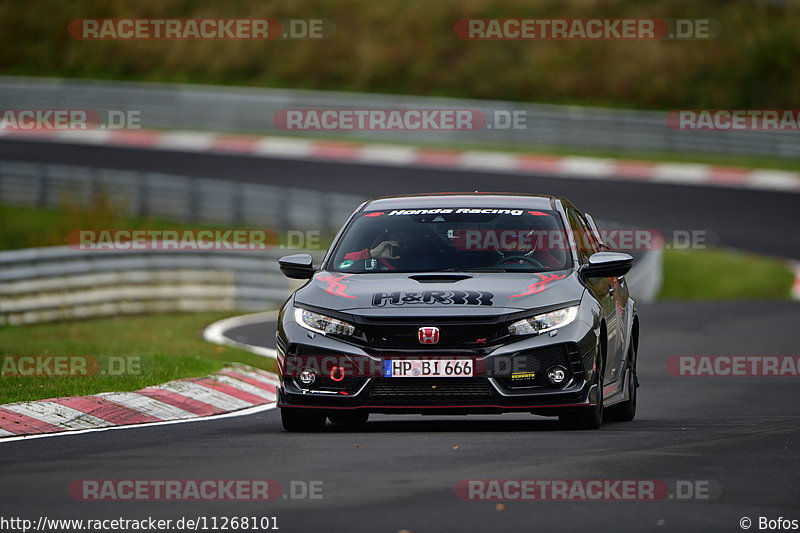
left=579, top=213, right=602, bottom=254
left=566, top=207, right=594, bottom=264
left=583, top=213, right=605, bottom=250
left=327, top=207, right=573, bottom=273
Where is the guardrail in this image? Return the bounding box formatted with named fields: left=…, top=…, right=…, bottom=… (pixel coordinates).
left=0, top=160, right=361, bottom=235
left=0, top=246, right=329, bottom=325
left=0, top=76, right=796, bottom=159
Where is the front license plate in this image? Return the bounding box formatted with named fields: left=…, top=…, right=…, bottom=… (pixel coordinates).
left=384, top=359, right=474, bottom=378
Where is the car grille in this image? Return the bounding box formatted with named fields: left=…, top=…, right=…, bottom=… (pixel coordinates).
left=510, top=345, right=571, bottom=372
left=368, top=378, right=494, bottom=404
left=356, top=316, right=506, bottom=349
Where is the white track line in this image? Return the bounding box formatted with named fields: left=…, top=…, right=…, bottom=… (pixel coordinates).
left=459, top=151, right=518, bottom=172
left=157, top=131, right=216, bottom=152
left=202, top=310, right=279, bottom=360
left=358, top=144, right=417, bottom=166
left=54, top=130, right=112, bottom=144
left=561, top=156, right=615, bottom=178
left=652, top=163, right=710, bottom=184
left=254, top=137, right=314, bottom=158
left=749, top=169, right=800, bottom=191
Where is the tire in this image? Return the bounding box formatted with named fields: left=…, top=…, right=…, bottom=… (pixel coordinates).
left=281, top=407, right=327, bottom=432
left=560, top=349, right=604, bottom=430
left=328, top=411, right=369, bottom=426
left=605, top=344, right=638, bottom=422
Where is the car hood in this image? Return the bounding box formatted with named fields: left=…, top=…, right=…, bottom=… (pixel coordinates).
left=293, top=270, right=583, bottom=317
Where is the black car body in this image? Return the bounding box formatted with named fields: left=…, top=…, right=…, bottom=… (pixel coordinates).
left=276, top=193, right=639, bottom=430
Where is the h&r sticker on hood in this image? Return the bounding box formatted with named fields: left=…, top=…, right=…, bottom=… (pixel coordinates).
left=372, top=290, right=493, bottom=306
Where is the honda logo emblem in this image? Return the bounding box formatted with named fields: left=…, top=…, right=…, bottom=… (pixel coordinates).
left=418, top=326, right=440, bottom=344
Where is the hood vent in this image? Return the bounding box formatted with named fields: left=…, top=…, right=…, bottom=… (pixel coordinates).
left=408, top=274, right=472, bottom=283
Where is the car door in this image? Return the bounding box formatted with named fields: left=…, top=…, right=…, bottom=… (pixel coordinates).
left=566, top=206, right=621, bottom=385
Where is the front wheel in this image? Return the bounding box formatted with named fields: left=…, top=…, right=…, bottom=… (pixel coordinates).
left=281, top=407, right=327, bottom=432
left=560, top=356, right=604, bottom=430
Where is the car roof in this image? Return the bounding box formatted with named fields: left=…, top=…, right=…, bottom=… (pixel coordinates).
left=362, top=192, right=558, bottom=211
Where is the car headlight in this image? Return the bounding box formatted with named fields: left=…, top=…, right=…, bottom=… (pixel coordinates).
left=294, top=308, right=355, bottom=336
left=507, top=306, right=579, bottom=336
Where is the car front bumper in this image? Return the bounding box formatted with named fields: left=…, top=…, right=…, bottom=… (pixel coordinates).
left=277, top=379, right=595, bottom=416
left=276, top=304, right=601, bottom=417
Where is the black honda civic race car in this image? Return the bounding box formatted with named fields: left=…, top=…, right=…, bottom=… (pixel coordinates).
left=276, top=193, right=639, bottom=431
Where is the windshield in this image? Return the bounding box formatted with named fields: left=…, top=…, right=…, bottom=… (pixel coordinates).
left=328, top=207, right=573, bottom=273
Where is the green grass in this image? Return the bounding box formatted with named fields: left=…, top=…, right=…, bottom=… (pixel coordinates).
left=0, top=200, right=194, bottom=251
left=0, top=312, right=276, bottom=404
left=659, top=248, right=794, bottom=300
left=0, top=202, right=334, bottom=252
left=0, top=198, right=245, bottom=251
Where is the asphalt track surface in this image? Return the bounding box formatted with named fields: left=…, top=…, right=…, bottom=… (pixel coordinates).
left=1, top=138, right=799, bottom=533
left=2, top=302, right=798, bottom=533
left=0, top=139, right=798, bottom=259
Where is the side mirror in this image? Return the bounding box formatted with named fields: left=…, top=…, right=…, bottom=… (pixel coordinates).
left=582, top=252, right=633, bottom=278
left=278, top=253, right=315, bottom=279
